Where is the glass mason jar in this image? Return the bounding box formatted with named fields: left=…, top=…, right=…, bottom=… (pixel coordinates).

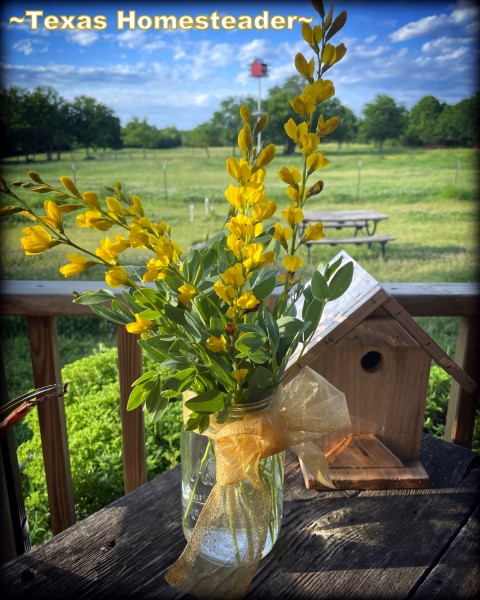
left=181, top=396, right=284, bottom=564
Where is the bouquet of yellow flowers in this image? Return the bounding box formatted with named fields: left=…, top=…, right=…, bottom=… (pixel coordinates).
left=1, top=1, right=352, bottom=597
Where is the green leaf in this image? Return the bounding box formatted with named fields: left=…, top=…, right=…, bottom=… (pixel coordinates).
left=328, top=261, right=354, bottom=301
left=73, top=289, right=116, bottom=305
left=311, top=270, right=329, bottom=301
left=237, top=323, right=267, bottom=336
left=251, top=275, right=277, bottom=301
left=303, top=298, right=325, bottom=339
left=249, top=366, right=275, bottom=392
left=89, top=304, right=131, bottom=325
left=185, top=390, right=226, bottom=413
left=138, top=335, right=172, bottom=362
left=235, top=332, right=266, bottom=354
left=264, top=311, right=280, bottom=353
left=185, top=412, right=210, bottom=433
left=163, top=304, right=187, bottom=327
left=324, top=256, right=343, bottom=281
left=145, top=388, right=169, bottom=423
left=131, top=370, right=158, bottom=387
left=165, top=368, right=196, bottom=392
left=127, top=383, right=149, bottom=410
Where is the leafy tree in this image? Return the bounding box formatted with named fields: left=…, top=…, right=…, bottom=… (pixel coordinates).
left=318, top=97, right=358, bottom=147
left=403, top=95, right=443, bottom=146
left=210, top=96, right=256, bottom=153
left=0, top=86, right=33, bottom=160
left=435, top=94, right=480, bottom=147
left=182, top=122, right=221, bottom=156
left=157, top=126, right=181, bottom=149
left=71, top=96, right=121, bottom=158
left=360, top=94, right=408, bottom=149
left=122, top=117, right=158, bottom=157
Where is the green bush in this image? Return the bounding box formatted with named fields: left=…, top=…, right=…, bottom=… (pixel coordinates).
left=16, top=347, right=182, bottom=546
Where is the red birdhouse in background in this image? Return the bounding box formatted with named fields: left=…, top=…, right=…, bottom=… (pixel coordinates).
left=251, top=59, right=267, bottom=77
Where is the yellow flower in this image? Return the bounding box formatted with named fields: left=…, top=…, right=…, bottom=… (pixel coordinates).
left=226, top=157, right=251, bottom=183
left=143, top=258, right=169, bottom=282
left=257, top=251, right=275, bottom=268
left=273, top=222, right=292, bottom=244
left=236, top=290, right=260, bottom=310
left=227, top=214, right=262, bottom=240
left=278, top=165, right=302, bottom=186
left=129, top=222, right=149, bottom=248
left=126, top=314, right=155, bottom=335
left=213, top=281, right=237, bottom=304
left=307, top=152, right=330, bottom=171
left=42, top=200, right=63, bottom=231
left=20, top=225, right=54, bottom=255
left=177, top=284, right=196, bottom=304
left=286, top=186, right=301, bottom=205
left=95, top=235, right=129, bottom=264
left=221, top=264, right=245, bottom=287
left=105, top=266, right=129, bottom=287
left=281, top=206, right=304, bottom=225
left=128, top=195, right=144, bottom=216
left=251, top=198, right=276, bottom=222
left=225, top=184, right=246, bottom=212
left=303, top=222, right=325, bottom=242
left=283, top=255, right=303, bottom=273
left=82, top=191, right=100, bottom=208
left=59, top=253, right=94, bottom=277
left=106, top=196, right=126, bottom=218
left=317, top=115, right=339, bottom=137
left=256, top=144, right=276, bottom=168
left=290, top=93, right=317, bottom=117
left=76, top=210, right=112, bottom=231
left=307, top=79, right=335, bottom=103
left=206, top=335, right=227, bottom=353
left=242, top=243, right=264, bottom=271
left=232, top=369, right=248, bottom=384
left=298, top=132, right=320, bottom=156
left=226, top=233, right=244, bottom=258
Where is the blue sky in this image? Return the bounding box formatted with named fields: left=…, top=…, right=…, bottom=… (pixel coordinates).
left=1, top=1, right=478, bottom=129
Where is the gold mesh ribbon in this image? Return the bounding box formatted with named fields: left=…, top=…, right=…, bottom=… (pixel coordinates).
left=165, top=367, right=350, bottom=599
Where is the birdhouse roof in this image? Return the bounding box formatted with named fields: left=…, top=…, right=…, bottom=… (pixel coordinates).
left=287, top=250, right=476, bottom=393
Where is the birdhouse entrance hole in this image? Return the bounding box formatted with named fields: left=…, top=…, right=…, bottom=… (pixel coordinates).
left=361, top=350, right=382, bottom=373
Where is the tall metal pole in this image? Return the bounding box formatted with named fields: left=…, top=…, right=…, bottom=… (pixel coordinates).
left=257, top=77, right=262, bottom=150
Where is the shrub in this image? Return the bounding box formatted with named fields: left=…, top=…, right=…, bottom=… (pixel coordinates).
left=16, top=347, right=182, bottom=545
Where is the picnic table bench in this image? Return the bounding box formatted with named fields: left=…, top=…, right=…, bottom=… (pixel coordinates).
left=302, top=210, right=395, bottom=260
left=1, top=434, right=479, bottom=599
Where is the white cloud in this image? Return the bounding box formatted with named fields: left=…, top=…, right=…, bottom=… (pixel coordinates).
left=389, top=14, right=450, bottom=42
left=12, top=38, right=48, bottom=55
left=66, top=30, right=99, bottom=47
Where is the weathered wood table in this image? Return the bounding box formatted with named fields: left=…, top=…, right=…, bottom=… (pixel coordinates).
left=1, top=435, right=479, bottom=599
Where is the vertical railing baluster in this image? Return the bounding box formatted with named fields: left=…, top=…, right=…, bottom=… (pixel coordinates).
left=445, top=316, right=480, bottom=448
left=26, top=316, right=75, bottom=534
left=117, top=325, right=146, bottom=493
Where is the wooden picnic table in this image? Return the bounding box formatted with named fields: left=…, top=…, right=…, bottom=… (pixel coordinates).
left=1, top=434, right=478, bottom=599
left=302, top=210, right=389, bottom=236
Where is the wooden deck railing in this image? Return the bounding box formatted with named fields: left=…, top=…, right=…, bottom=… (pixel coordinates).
left=0, top=280, right=478, bottom=553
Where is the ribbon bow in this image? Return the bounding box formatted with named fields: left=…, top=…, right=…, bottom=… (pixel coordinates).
left=165, top=367, right=350, bottom=599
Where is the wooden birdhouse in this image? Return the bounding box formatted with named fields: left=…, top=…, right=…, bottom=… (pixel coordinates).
left=250, top=58, right=268, bottom=77
left=288, top=251, right=476, bottom=490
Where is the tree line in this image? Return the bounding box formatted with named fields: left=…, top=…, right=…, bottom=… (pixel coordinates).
left=1, top=80, right=478, bottom=160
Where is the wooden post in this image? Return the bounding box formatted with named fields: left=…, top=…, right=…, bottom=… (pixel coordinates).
left=26, top=317, right=75, bottom=534
left=116, top=326, right=145, bottom=493
left=445, top=316, right=480, bottom=448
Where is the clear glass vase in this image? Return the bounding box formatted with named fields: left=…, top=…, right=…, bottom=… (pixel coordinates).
left=181, top=400, right=284, bottom=564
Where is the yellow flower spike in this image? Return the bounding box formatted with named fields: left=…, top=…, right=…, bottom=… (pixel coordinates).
left=226, top=214, right=262, bottom=240
left=225, top=184, right=246, bottom=213
left=302, top=222, right=325, bottom=242
left=251, top=167, right=266, bottom=184
left=298, top=132, right=320, bottom=155
left=110, top=234, right=130, bottom=254
left=281, top=206, right=304, bottom=225
left=213, top=281, right=237, bottom=305
left=236, top=290, right=261, bottom=310
left=222, top=263, right=245, bottom=287
left=256, top=144, right=276, bottom=168
left=273, top=222, right=292, bottom=245
left=309, top=79, right=335, bottom=103
left=126, top=314, right=155, bottom=335
left=105, top=266, right=129, bottom=288
left=59, top=253, right=94, bottom=277
left=43, top=200, right=63, bottom=231
left=75, top=210, right=112, bottom=231
left=177, top=284, right=196, bottom=304
left=95, top=236, right=129, bottom=264
left=206, top=335, right=228, bottom=353
left=20, top=225, right=55, bottom=255
left=283, top=255, right=303, bottom=273
left=82, top=191, right=100, bottom=208
left=232, top=369, right=248, bottom=384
